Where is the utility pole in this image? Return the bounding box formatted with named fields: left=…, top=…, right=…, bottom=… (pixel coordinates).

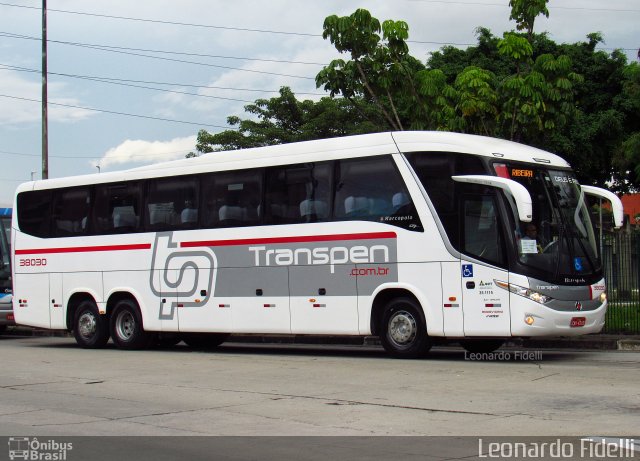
left=41, top=0, right=49, bottom=179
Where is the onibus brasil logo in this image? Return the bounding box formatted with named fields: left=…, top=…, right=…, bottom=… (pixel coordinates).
left=8, top=437, right=72, bottom=460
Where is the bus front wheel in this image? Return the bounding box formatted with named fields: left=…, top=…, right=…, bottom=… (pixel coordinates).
left=110, top=299, right=154, bottom=350
left=380, top=297, right=432, bottom=359
left=73, top=300, right=110, bottom=349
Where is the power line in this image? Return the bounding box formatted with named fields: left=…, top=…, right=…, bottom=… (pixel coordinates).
left=0, top=93, right=235, bottom=130
left=1, top=1, right=637, bottom=36
left=0, top=0, right=636, bottom=57
left=0, top=64, right=256, bottom=103
left=405, top=0, right=640, bottom=12
left=0, top=2, right=321, bottom=36
left=0, top=32, right=316, bottom=80
left=1, top=19, right=636, bottom=55
left=0, top=31, right=326, bottom=66
left=0, top=64, right=326, bottom=97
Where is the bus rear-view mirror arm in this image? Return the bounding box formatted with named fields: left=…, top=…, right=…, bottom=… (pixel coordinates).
left=581, top=185, right=624, bottom=228
left=452, top=175, right=533, bottom=223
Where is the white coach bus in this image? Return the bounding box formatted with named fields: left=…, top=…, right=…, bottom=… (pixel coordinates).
left=12, top=132, right=623, bottom=357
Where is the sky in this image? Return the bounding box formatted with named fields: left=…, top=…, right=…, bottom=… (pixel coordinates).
left=0, top=0, right=638, bottom=206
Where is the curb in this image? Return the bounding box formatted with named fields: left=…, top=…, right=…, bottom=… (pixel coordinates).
left=2, top=327, right=639, bottom=351
left=618, top=339, right=640, bottom=351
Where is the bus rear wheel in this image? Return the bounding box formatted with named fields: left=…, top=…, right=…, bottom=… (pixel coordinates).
left=380, top=297, right=431, bottom=359
left=460, top=339, right=505, bottom=354
left=73, top=300, right=110, bottom=349
left=110, top=299, right=154, bottom=350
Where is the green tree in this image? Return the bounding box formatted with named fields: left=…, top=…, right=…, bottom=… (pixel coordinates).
left=191, top=4, right=638, bottom=191
left=508, top=0, right=549, bottom=40
left=316, top=8, right=427, bottom=130
left=613, top=62, right=640, bottom=186
left=192, top=87, right=379, bottom=153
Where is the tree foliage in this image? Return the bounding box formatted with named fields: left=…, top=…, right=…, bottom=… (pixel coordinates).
left=192, top=87, right=379, bottom=152
left=193, top=3, right=638, bottom=191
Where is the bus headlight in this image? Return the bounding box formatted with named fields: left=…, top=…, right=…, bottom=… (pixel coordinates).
left=494, top=280, right=553, bottom=305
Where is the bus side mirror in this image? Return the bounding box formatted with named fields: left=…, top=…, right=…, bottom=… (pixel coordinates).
left=452, top=175, right=533, bottom=222
left=581, top=185, right=624, bottom=228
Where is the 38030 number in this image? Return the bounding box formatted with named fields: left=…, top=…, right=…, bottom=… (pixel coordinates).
left=19, top=258, right=47, bottom=267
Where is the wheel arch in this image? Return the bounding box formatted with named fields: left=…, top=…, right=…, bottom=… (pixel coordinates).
left=66, top=291, right=99, bottom=331
left=369, top=287, right=425, bottom=337
left=106, top=291, right=141, bottom=318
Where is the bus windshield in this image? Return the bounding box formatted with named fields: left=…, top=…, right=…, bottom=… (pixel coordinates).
left=495, top=164, right=600, bottom=283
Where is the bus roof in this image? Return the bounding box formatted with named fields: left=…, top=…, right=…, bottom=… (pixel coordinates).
left=15, top=131, right=570, bottom=194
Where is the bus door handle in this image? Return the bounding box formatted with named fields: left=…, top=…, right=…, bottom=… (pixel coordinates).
left=466, top=282, right=475, bottom=289
left=256, top=289, right=263, bottom=296
left=318, top=288, right=326, bottom=296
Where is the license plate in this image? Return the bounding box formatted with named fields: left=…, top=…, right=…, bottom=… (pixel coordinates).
left=570, top=317, right=586, bottom=328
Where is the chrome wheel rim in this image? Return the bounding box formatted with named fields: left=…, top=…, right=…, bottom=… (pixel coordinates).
left=115, top=310, right=136, bottom=341
left=78, top=312, right=97, bottom=339
left=388, top=310, right=417, bottom=346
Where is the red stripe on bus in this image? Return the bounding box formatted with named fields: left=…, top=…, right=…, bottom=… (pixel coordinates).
left=15, top=243, right=151, bottom=255
left=180, top=232, right=397, bottom=249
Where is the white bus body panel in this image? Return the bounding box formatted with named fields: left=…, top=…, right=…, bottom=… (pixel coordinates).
left=12, top=132, right=603, bottom=341
left=441, top=261, right=464, bottom=336
left=460, top=259, right=511, bottom=336
left=14, top=273, right=50, bottom=328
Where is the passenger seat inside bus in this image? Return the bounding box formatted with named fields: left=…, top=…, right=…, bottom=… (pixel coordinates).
left=344, top=196, right=370, bottom=218
left=218, top=205, right=248, bottom=226
left=299, top=199, right=328, bottom=222
left=181, top=206, right=198, bottom=224
left=112, top=206, right=138, bottom=230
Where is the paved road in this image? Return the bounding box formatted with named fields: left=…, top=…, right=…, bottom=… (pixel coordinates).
left=0, top=335, right=638, bottom=437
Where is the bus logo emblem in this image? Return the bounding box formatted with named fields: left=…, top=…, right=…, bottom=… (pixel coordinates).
left=149, top=232, right=217, bottom=320
left=575, top=301, right=582, bottom=311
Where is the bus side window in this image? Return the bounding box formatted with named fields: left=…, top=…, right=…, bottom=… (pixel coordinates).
left=265, top=162, right=332, bottom=225
left=202, top=169, right=263, bottom=229
left=334, top=155, right=422, bottom=231
left=92, top=182, right=142, bottom=234
left=406, top=152, right=487, bottom=243
left=51, top=187, right=91, bottom=237
left=461, top=195, right=504, bottom=266
left=145, top=176, right=199, bottom=230
left=16, top=190, right=52, bottom=238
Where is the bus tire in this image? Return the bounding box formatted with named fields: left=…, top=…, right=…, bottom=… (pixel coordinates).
left=73, top=300, right=110, bottom=349
left=380, top=297, right=431, bottom=359
left=183, top=333, right=229, bottom=350
left=110, top=299, right=154, bottom=350
left=460, top=339, right=505, bottom=354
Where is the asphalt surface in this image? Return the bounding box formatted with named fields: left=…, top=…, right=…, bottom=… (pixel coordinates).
left=1, top=334, right=638, bottom=460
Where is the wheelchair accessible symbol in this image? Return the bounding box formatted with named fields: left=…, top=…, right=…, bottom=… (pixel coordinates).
left=462, top=264, right=474, bottom=278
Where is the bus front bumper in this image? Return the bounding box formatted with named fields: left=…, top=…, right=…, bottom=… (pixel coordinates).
left=510, top=298, right=607, bottom=337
